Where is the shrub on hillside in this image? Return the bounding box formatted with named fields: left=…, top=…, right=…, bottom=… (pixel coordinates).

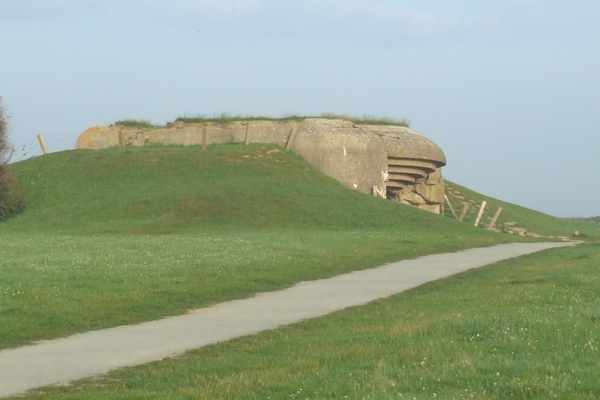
left=0, top=97, right=25, bottom=221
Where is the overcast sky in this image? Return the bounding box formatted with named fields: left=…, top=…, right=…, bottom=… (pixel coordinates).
left=1, top=0, right=599, bottom=217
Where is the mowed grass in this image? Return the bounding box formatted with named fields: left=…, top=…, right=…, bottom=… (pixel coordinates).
left=15, top=242, right=600, bottom=399
left=0, top=229, right=507, bottom=350
left=1, top=144, right=520, bottom=349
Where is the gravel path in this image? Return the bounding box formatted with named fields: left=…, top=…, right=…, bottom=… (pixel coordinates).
left=0, top=241, right=576, bottom=398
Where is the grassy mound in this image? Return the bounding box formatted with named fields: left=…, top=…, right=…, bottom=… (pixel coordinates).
left=7, top=144, right=458, bottom=234
left=8, top=143, right=596, bottom=238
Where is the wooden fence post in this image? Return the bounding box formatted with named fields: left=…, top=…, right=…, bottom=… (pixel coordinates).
left=37, top=134, right=48, bottom=155
left=474, top=201, right=487, bottom=227
left=444, top=195, right=458, bottom=220
left=202, top=126, right=207, bottom=152
left=488, top=207, right=503, bottom=230
left=459, top=204, right=469, bottom=222
left=286, top=126, right=298, bottom=151
left=245, top=122, right=251, bottom=145
left=372, top=186, right=386, bottom=198
left=118, top=127, right=124, bottom=152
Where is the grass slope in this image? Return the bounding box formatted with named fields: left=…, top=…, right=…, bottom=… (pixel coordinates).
left=445, top=181, right=600, bottom=239
left=7, top=144, right=452, bottom=234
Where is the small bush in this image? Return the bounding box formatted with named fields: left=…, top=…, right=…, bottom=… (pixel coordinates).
left=113, top=119, right=158, bottom=129
left=0, top=97, right=10, bottom=165
left=320, top=113, right=410, bottom=127
left=0, top=97, right=25, bottom=221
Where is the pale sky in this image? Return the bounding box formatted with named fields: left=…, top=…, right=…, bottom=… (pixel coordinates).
left=1, top=1, right=599, bottom=217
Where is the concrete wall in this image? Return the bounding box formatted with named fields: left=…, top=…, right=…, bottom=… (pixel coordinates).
left=75, top=118, right=447, bottom=213
left=76, top=121, right=298, bottom=149
left=291, top=119, right=386, bottom=195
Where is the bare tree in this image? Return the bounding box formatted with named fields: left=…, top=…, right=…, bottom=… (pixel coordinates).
left=0, top=97, right=23, bottom=221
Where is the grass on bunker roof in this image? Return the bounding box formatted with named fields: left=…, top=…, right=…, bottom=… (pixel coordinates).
left=112, top=113, right=411, bottom=128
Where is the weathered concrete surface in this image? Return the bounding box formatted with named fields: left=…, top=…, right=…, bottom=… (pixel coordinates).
left=289, top=117, right=448, bottom=212
left=75, top=120, right=299, bottom=150
left=0, top=241, right=576, bottom=398
left=75, top=118, right=447, bottom=213
left=75, top=126, right=119, bottom=149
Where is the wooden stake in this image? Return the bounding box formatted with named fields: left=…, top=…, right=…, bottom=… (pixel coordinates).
left=286, top=127, right=298, bottom=151
left=474, top=201, right=487, bottom=227
left=444, top=195, right=458, bottom=220
left=459, top=204, right=469, bottom=222
left=488, top=207, right=503, bottom=230
left=372, top=186, right=386, bottom=198
left=37, top=134, right=48, bottom=155
left=245, top=122, right=251, bottom=145
left=118, top=127, right=124, bottom=152
left=202, top=126, right=207, bottom=152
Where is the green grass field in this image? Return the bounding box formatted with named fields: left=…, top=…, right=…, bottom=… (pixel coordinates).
left=17, top=243, right=600, bottom=399
left=2, top=143, right=599, bottom=398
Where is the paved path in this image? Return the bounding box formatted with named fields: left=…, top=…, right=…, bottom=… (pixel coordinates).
left=0, top=241, right=576, bottom=398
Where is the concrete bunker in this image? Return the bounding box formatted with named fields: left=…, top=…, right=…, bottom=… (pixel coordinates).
left=76, top=118, right=447, bottom=213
